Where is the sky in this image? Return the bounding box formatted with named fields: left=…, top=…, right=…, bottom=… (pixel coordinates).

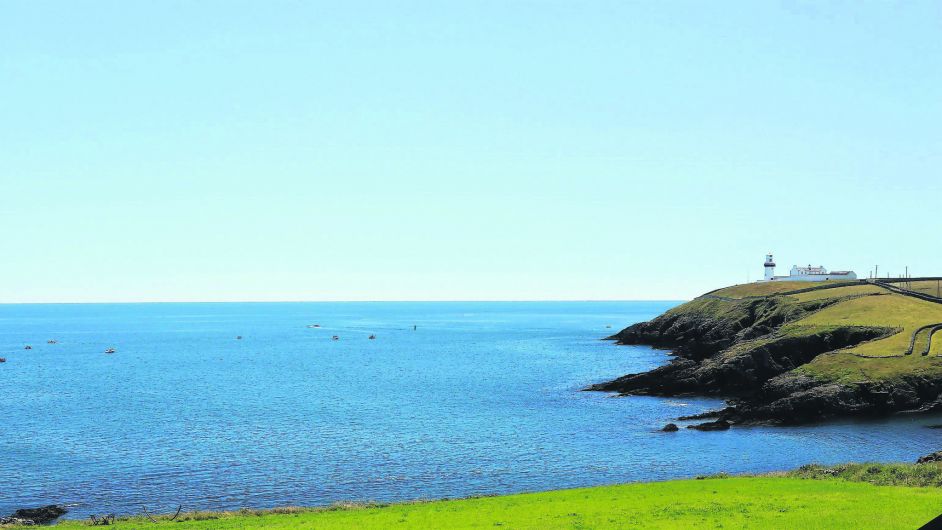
left=2, top=1, right=940, bottom=302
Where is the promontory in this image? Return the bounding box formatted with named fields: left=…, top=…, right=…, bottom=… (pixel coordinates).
left=589, top=279, right=942, bottom=425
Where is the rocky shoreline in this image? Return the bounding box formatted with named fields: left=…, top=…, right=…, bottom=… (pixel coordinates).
left=586, top=292, right=942, bottom=426
left=0, top=505, right=67, bottom=526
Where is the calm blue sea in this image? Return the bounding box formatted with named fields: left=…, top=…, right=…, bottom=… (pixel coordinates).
left=2, top=301, right=941, bottom=517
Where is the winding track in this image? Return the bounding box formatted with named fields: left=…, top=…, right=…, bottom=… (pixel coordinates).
left=870, top=279, right=942, bottom=355
left=921, top=324, right=942, bottom=356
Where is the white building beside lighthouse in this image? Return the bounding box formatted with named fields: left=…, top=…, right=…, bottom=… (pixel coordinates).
left=761, top=254, right=857, bottom=282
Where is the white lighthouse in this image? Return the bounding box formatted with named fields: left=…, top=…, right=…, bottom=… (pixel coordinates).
left=764, top=254, right=776, bottom=281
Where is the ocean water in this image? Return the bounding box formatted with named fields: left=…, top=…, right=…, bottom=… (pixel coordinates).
left=2, top=301, right=941, bottom=517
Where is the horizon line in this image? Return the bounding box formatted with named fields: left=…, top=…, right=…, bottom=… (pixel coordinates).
left=0, top=298, right=689, bottom=306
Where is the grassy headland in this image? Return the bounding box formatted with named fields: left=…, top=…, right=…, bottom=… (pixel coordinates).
left=591, top=279, right=942, bottom=424
left=31, top=464, right=942, bottom=529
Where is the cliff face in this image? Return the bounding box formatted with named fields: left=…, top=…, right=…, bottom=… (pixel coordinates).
left=588, top=284, right=942, bottom=425
left=723, top=371, right=942, bottom=424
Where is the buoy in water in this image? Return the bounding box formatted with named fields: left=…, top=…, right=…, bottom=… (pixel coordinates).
left=0, top=358, right=6, bottom=363
left=236, top=336, right=242, bottom=340
left=368, top=334, right=376, bottom=340
left=332, top=335, right=340, bottom=341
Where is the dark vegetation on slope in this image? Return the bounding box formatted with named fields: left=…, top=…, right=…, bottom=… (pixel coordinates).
left=786, top=461, right=942, bottom=488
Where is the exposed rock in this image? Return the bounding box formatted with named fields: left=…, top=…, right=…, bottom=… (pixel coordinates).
left=687, top=420, right=730, bottom=431
left=917, top=451, right=942, bottom=464
left=677, top=409, right=725, bottom=421
left=3, top=505, right=68, bottom=525
left=0, top=517, right=35, bottom=525
left=661, top=423, right=679, bottom=432
left=709, top=372, right=942, bottom=425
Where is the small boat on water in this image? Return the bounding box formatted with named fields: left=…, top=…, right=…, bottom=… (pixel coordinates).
left=104, top=348, right=116, bottom=354
left=24, top=345, right=32, bottom=350
left=236, top=336, right=243, bottom=340
left=47, top=340, right=58, bottom=344
left=307, top=324, right=321, bottom=328
left=331, top=335, right=340, bottom=341
left=0, top=358, right=6, bottom=363
left=368, top=334, right=376, bottom=340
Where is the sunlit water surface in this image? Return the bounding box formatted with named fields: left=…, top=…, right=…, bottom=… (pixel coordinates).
left=2, top=301, right=941, bottom=517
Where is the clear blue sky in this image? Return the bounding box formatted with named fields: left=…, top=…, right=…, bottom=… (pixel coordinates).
left=2, top=1, right=940, bottom=302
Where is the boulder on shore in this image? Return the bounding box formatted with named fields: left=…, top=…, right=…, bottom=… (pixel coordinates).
left=0, top=505, right=68, bottom=525
left=661, top=423, right=679, bottom=432
left=917, top=451, right=942, bottom=464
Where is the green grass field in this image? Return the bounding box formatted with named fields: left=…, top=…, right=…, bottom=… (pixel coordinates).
left=795, top=291, right=942, bottom=357
left=34, top=473, right=942, bottom=529
left=789, top=283, right=884, bottom=302
left=711, top=281, right=838, bottom=298
left=896, top=280, right=942, bottom=299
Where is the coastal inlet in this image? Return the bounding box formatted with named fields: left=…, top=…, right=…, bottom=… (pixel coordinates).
left=2, top=301, right=942, bottom=518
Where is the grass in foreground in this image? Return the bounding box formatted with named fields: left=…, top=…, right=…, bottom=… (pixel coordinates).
left=786, top=462, right=942, bottom=487
left=38, top=471, right=942, bottom=529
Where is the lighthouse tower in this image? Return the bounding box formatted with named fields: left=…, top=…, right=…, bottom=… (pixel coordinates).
left=764, top=254, right=776, bottom=281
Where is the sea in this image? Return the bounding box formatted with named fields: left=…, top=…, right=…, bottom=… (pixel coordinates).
left=2, top=301, right=940, bottom=518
